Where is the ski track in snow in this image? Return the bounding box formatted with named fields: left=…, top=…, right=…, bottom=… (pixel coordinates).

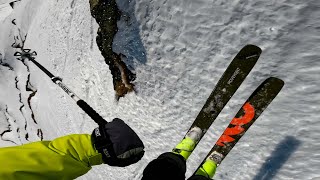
left=0, top=0, right=320, bottom=179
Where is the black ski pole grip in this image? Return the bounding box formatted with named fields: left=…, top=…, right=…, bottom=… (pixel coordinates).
left=76, top=100, right=107, bottom=125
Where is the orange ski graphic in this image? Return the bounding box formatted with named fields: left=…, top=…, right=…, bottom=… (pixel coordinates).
left=217, top=103, right=255, bottom=146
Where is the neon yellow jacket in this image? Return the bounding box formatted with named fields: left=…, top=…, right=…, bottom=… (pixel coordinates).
left=0, top=134, right=104, bottom=180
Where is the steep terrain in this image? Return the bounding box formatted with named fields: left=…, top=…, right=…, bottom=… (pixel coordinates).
left=0, top=0, right=319, bottom=179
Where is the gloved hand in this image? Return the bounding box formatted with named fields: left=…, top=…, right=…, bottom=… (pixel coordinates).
left=142, top=152, right=186, bottom=180
left=91, top=118, right=144, bottom=167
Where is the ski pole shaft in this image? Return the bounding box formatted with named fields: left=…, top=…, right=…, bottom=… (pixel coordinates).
left=14, top=49, right=107, bottom=125
left=29, top=57, right=55, bottom=78
left=51, top=76, right=107, bottom=125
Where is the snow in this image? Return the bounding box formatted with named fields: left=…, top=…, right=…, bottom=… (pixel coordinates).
left=0, top=3, right=12, bottom=21
left=0, top=0, right=320, bottom=179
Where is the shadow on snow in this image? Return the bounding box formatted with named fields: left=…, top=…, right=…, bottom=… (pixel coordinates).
left=253, top=136, right=301, bottom=180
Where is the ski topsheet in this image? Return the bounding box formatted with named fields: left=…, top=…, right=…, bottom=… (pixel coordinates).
left=194, top=77, right=285, bottom=179
left=173, top=45, right=262, bottom=159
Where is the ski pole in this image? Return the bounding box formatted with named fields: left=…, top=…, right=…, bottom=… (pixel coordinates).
left=14, top=48, right=107, bottom=126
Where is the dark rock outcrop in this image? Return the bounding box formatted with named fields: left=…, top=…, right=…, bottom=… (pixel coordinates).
left=89, top=0, right=136, bottom=99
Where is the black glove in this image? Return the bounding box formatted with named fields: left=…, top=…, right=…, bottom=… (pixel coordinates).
left=91, top=118, right=144, bottom=167
left=142, top=152, right=186, bottom=180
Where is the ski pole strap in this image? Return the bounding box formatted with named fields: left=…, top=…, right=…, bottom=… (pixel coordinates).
left=77, top=100, right=107, bottom=125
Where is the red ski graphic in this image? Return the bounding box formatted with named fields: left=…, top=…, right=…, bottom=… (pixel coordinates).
left=217, top=102, right=255, bottom=146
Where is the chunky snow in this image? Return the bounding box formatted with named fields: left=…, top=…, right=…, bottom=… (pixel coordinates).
left=0, top=0, right=319, bottom=179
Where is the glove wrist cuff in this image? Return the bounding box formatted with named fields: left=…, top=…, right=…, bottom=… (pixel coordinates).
left=91, top=126, right=117, bottom=162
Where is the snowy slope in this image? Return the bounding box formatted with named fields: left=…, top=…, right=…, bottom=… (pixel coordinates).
left=0, top=0, right=319, bottom=180
left=0, top=3, right=12, bottom=21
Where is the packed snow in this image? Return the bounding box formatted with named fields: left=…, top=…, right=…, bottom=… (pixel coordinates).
left=0, top=0, right=319, bottom=179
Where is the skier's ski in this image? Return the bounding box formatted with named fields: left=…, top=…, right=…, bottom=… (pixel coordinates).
left=173, top=45, right=262, bottom=159
left=194, top=77, right=284, bottom=179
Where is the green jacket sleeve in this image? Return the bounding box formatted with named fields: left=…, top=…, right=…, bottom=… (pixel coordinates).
left=0, top=134, right=104, bottom=180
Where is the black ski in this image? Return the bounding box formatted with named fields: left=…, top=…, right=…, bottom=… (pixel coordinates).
left=173, top=45, right=262, bottom=159
left=193, top=77, right=284, bottom=179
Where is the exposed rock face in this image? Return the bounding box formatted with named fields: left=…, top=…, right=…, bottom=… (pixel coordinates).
left=89, top=0, right=135, bottom=99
